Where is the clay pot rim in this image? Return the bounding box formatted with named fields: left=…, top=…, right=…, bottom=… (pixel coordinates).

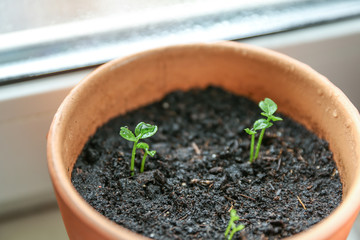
left=47, top=42, right=360, bottom=239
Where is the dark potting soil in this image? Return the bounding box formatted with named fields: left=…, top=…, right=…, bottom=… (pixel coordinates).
left=71, top=86, right=342, bottom=240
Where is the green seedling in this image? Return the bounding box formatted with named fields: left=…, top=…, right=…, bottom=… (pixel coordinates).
left=120, top=122, right=157, bottom=176
left=224, top=209, right=245, bottom=240
left=245, top=98, right=282, bottom=163
left=137, top=142, right=156, bottom=173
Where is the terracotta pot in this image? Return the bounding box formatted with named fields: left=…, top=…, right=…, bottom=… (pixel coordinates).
left=47, top=42, right=360, bottom=239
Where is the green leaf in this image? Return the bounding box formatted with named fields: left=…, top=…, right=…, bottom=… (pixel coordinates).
left=259, top=98, right=277, bottom=115
left=260, top=112, right=269, bottom=118
left=135, top=122, right=145, bottom=137
left=136, top=142, right=149, bottom=150
left=147, top=150, right=156, bottom=157
left=234, top=224, right=245, bottom=231
left=137, top=143, right=156, bottom=157
left=139, top=123, right=158, bottom=139
left=119, top=127, right=136, bottom=141
left=253, top=119, right=270, bottom=131
left=261, top=112, right=283, bottom=122
left=244, top=128, right=256, bottom=135
left=230, top=209, right=240, bottom=221
left=270, top=115, right=283, bottom=122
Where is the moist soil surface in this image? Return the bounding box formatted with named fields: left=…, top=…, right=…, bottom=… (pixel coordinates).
left=71, top=87, right=342, bottom=240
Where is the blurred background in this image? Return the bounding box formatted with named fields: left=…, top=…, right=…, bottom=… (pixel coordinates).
left=0, top=0, right=359, bottom=239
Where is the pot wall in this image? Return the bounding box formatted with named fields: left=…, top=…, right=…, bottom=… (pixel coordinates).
left=47, top=42, right=360, bottom=239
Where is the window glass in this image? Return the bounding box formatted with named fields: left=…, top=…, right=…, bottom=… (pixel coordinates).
left=0, top=0, right=359, bottom=85
left=0, top=0, right=290, bottom=34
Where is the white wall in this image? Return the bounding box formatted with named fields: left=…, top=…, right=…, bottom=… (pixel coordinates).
left=0, top=70, right=92, bottom=215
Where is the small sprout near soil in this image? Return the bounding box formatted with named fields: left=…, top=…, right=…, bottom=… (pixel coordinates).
left=224, top=209, right=245, bottom=240
left=245, top=98, right=282, bottom=163
left=119, top=122, right=157, bottom=176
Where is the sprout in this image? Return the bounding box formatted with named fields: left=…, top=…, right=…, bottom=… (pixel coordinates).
left=224, top=209, right=245, bottom=240
left=120, top=122, right=157, bottom=176
left=245, top=98, right=282, bottom=163
left=137, top=142, right=156, bottom=173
